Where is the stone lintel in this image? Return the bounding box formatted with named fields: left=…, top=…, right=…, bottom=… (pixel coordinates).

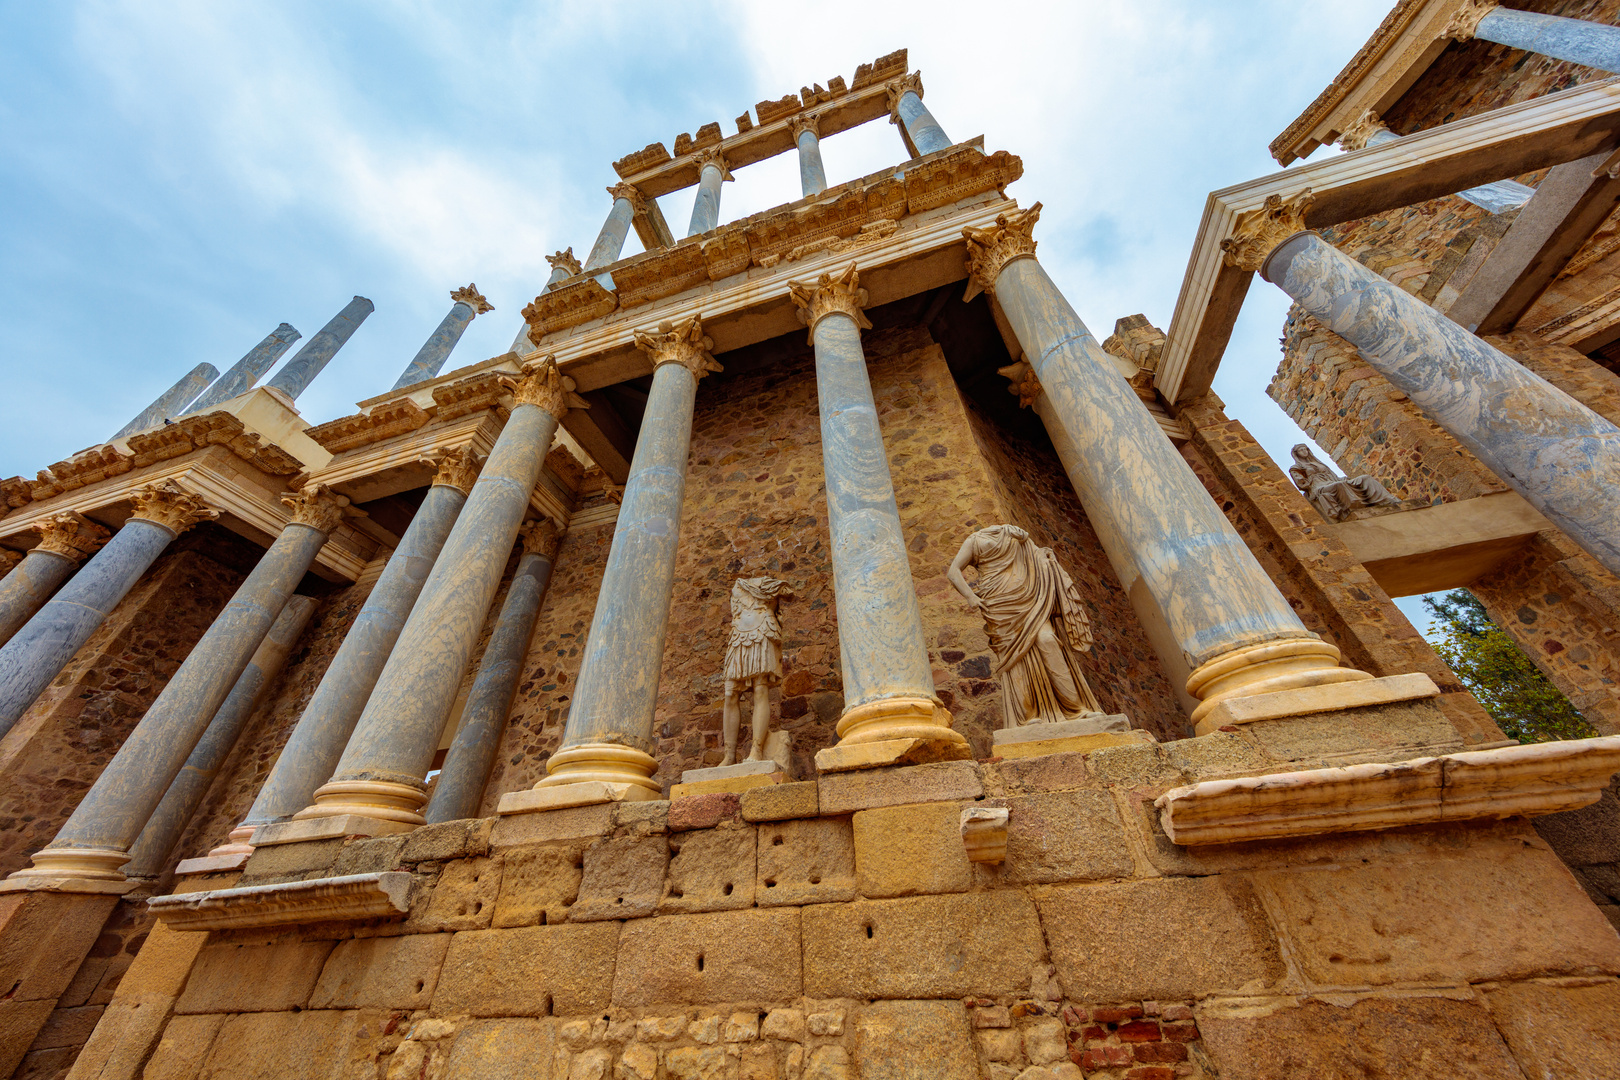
left=250, top=814, right=416, bottom=848
left=173, top=852, right=252, bottom=876
left=1156, top=735, right=1620, bottom=846
left=146, top=871, right=414, bottom=931
left=497, top=780, right=662, bottom=817
left=1193, top=672, right=1440, bottom=737
left=0, top=876, right=140, bottom=896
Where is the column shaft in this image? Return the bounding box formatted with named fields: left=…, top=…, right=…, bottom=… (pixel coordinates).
left=267, top=296, right=375, bottom=400
left=1476, top=7, right=1620, bottom=73
left=112, top=363, right=220, bottom=439
left=584, top=199, right=637, bottom=271
left=687, top=163, right=726, bottom=237
left=511, top=254, right=581, bottom=353
left=796, top=129, right=827, bottom=197
left=895, top=91, right=951, bottom=157
left=0, top=551, right=76, bottom=648
left=392, top=303, right=476, bottom=390
left=186, top=323, right=301, bottom=412
left=1265, top=230, right=1620, bottom=576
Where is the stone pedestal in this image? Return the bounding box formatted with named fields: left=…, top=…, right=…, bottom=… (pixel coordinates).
left=673, top=733, right=794, bottom=799
left=990, top=715, right=1142, bottom=760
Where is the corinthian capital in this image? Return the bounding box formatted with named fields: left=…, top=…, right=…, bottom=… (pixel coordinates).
left=34, top=512, right=110, bottom=562
left=500, top=355, right=586, bottom=420
left=694, top=147, right=733, bottom=181
left=886, top=71, right=925, bottom=122
left=1338, top=109, right=1392, bottom=151
left=520, top=517, right=561, bottom=561
left=996, top=361, right=1043, bottom=410
left=788, top=112, right=821, bottom=140
left=426, top=445, right=486, bottom=495
left=607, top=182, right=648, bottom=214
left=633, top=315, right=723, bottom=380
left=1220, top=190, right=1315, bottom=272
left=788, top=263, right=873, bottom=344
left=281, top=483, right=351, bottom=535
left=128, top=482, right=219, bottom=536
left=546, top=247, right=582, bottom=276
left=1442, top=0, right=1494, bottom=40
left=450, top=284, right=494, bottom=315
left=0, top=549, right=20, bottom=575
left=962, top=202, right=1042, bottom=301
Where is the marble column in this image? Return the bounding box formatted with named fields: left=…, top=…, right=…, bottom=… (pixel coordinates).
left=0, top=515, right=108, bottom=648
left=585, top=187, right=644, bottom=272
left=266, top=296, right=375, bottom=401
left=7, top=486, right=347, bottom=881
left=212, top=449, right=481, bottom=852
left=1239, top=194, right=1620, bottom=578
left=964, top=205, right=1373, bottom=726
left=186, top=323, right=302, bottom=413
left=527, top=318, right=718, bottom=802
left=0, top=484, right=217, bottom=740
left=887, top=73, right=951, bottom=158
left=791, top=114, right=828, bottom=197
left=1338, top=111, right=1530, bottom=214
left=112, top=363, right=221, bottom=439
left=511, top=250, right=582, bottom=354
left=425, top=518, right=559, bottom=824
left=791, top=266, right=968, bottom=769
left=122, top=595, right=317, bottom=878
left=393, top=285, right=494, bottom=391
left=687, top=149, right=730, bottom=237
left=296, top=361, right=572, bottom=827
left=1451, top=3, right=1620, bottom=74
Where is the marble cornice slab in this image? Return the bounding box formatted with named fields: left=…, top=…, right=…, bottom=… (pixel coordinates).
left=306, top=398, right=431, bottom=454
left=523, top=278, right=618, bottom=343
left=1155, top=736, right=1620, bottom=846
left=432, top=372, right=509, bottom=423
left=147, top=871, right=414, bottom=931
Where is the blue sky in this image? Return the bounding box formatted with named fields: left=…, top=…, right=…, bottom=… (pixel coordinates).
left=2, top=1, right=1437, bottom=625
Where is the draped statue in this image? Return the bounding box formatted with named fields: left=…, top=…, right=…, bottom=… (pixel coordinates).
left=1288, top=444, right=1400, bottom=522
left=946, top=525, right=1103, bottom=728
left=720, top=577, right=792, bottom=766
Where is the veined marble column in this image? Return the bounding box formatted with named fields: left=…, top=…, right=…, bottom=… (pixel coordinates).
left=210, top=450, right=482, bottom=854
left=791, top=266, right=968, bottom=770
left=521, top=318, right=719, bottom=805
left=887, top=72, right=952, bottom=158
left=687, top=149, right=730, bottom=237
left=393, top=285, right=494, bottom=391
left=122, top=595, right=317, bottom=878
left=186, top=323, right=302, bottom=413
left=791, top=114, right=828, bottom=197
left=1449, top=2, right=1620, bottom=74
left=964, top=205, right=1376, bottom=728
left=1233, top=192, right=1620, bottom=578
left=426, top=518, right=559, bottom=824
left=112, top=363, right=220, bottom=439
left=585, top=187, right=645, bottom=272
left=0, top=515, right=108, bottom=648
left=266, top=296, right=375, bottom=401
left=511, top=250, right=582, bottom=354
left=0, top=484, right=217, bottom=740
left=7, top=486, right=347, bottom=881
left=1338, top=111, right=1530, bottom=215
left=296, top=361, right=573, bottom=828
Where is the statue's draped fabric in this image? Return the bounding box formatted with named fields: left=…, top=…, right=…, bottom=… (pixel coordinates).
left=965, top=525, right=1101, bottom=726
left=724, top=577, right=789, bottom=684
left=1288, top=446, right=1399, bottom=522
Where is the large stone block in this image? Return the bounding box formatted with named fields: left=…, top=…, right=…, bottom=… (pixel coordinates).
left=59, top=996, right=173, bottom=1080
left=613, top=908, right=801, bottom=1007
left=985, top=752, right=1092, bottom=796
left=140, top=1013, right=225, bottom=1080
left=311, top=933, right=450, bottom=1010
left=0, top=1000, right=56, bottom=1079
left=110, top=919, right=210, bottom=999
left=442, top=1017, right=560, bottom=1079
left=192, top=1008, right=378, bottom=1079
left=741, top=780, right=819, bottom=822
left=400, top=818, right=493, bottom=864
left=853, top=1000, right=979, bottom=1080
left=1243, top=699, right=1458, bottom=764
left=1484, top=979, right=1620, bottom=1079
left=174, top=939, right=336, bottom=1014
left=756, top=818, right=856, bottom=906
left=28, top=1003, right=102, bottom=1049
left=1197, top=994, right=1522, bottom=1080
left=493, top=841, right=585, bottom=928
left=1037, top=878, right=1283, bottom=1001
left=409, top=855, right=501, bottom=932
left=803, top=892, right=1043, bottom=999
left=661, top=826, right=756, bottom=914
left=490, top=802, right=614, bottom=847
left=238, top=837, right=347, bottom=884
left=818, top=761, right=983, bottom=815
left=1259, top=849, right=1620, bottom=986
left=1001, top=790, right=1133, bottom=885
left=434, top=923, right=617, bottom=1017
left=0, top=892, right=119, bottom=1003
left=571, top=835, right=669, bottom=921
left=851, top=802, right=972, bottom=898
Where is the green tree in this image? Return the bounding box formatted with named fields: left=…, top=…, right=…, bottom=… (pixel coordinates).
left=1423, top=589, right=1597, bottom=743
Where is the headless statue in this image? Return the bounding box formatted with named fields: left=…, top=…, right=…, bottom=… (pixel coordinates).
left=1288, top=444, right=1399, bottom=522
left=720, top=577, right=792, bottom=766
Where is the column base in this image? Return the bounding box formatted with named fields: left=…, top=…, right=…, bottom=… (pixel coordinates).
left=205, top=822, right=259, bottom=860
left=991, top=715, right=1147, bottom=760
left=1187, top=637, right=1373, bottom=726
left=294, top=779, right=428, bottom=827
left=815, top=697, right=971, bottom=773
left=531, top=742, right=662, bottom=795
left=1192, top=671, right=1441, bottom=736
left=498, top=780, right=661, bottom=816
left=4, top=845, right=134, bottom=889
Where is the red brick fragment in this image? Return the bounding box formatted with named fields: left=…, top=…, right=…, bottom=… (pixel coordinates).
left=1133, top=1042, right=1189, bottom=1064
left=1060, top=1005, right=1085, bottom=1027
left=1162, top=1022, right=1199, bottom=1042
left=1081, top=1047, right=1132, bottom=1069
left=1091, top=1005, right=1144, bottom=1023
left=1118, top=1020, right=1161, bottom=1042
left=1160, top=1005, right=1194, bottom=1021
left=1081, top=1025, right=1107, bottom=1041
left=668, top=792, right=741, bottom=830
left=1126, top=1068, right=1175, bottom=1080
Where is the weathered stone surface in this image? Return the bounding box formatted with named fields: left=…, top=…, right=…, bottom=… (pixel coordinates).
left=1260, top=850, right=1620, bottom=986
left=669, top=792, right=742, bottom=831
left=104, top=918, right=209, bottom=999
left=1243, top=700, right=1458, bottom=765
left=409, top=855, right=501, bottom=931
left=490, top=803, right=614, bottom=848
left=1001, top=790, right=1133, bottom=885
left=330, top=834, right=407, bottom=877
left=741, top=780, right=819, bottom=822
left=175, top=939, right=336, bottom=1014
left=1083, top=742, right=1180, bottom=790
left=662, top=826, right=756, bottom=914
left=0, top=893, right=119, bottom=1003
left=756, top=817, right=856, bottom=906
left=1198, top=994, right=1522, bottom=1080
left=191, top=1008, right=377, bottom=1079
left=818, top=761, right=983, bottom=815
left=762, top=1007, right=805, bottom=1042
left=572, top=835, right=669, bottom=921
left=613, top=908, right=801, bottom=1006
left=442, top=1018, right=560, bottom=1079
left=239, top=837, right=347, bottom=884
left=1022, top=1017, right=1068, bottom=1065
left=29, top=1003, right=103, bottom=1049
left=0, top=1000, right=55, bottom=1077
left=854, top=1000, right=979, bottom=1079
left=1483, top=980, right=1620, bottom=1079
left=618, top=1041, right=661, bottom=1080
left=311, top=934, right=450, bottom=1010
left=1038, top=878, right=1283, bottom=1001
left=986, top=752, right=1092, bottom=796
left=140, top=1013, right=225, bottom=1080
left=401, top=818, right=493, bottom=863
left=61, top=996, right=173, bottom=1080
left=665, top=1045, right=730, bottom=1080
left=851, top=802, right=972, bottom=897
left=1163, top=731, right=1268, bottom=780
left=493, top=841, right=585, bottom=927
left=434, top=923, right=618, bottom=1016
left=803, top=892, right=1044, bottom=999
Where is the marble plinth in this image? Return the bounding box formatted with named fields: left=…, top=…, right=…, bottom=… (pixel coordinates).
left=250, top=814, right=415, bottom=847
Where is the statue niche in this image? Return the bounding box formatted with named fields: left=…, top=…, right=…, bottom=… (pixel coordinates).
left=1288, top=444, right=1399, bottom=522
left=720, top=577, right=793, bottom=766
left=947, top=524, right=1103, bottom=728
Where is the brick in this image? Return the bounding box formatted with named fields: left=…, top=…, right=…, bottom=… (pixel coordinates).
left=1483, top=979, right=1620, bottom=1078
left=570, top=834, right=668, bottom=921
left=1002, top=790, right=1133, bottom=884
left=1161, top=1006, right=1193, bottom=1022
left=409, top=855, right=501, bottom=931
left=174, top=939, right=335, bottom=1014
left=1131, top=1042, right=1188, bottom=1063
left=433, top=923, right=618, bottom=1016
left=1090, top=1005, right=1143, bottom=1023
left=1117, top=1020, right=1160, bottom=1042
left=1162, top=1021, right=1198, bottom=1041
left=852, top=802, right=972, bottom=898
left=669, top=792, right=742, bottom=831
left=612, top=908, right=800, bottom=1007
left=662, top=825, right=756, bottom=914
left=1080, top=1046, right=1132, bottom=1069
left=854, top=1000, right=979, bottom=1080
left=1124, top=1068, right=1173, bottom=1080
left=310, top=933, right=449, bottom=1010
left=492, top=840, right=585, bottom=928
left=756, top=817, right=856, bottom=906
left=818, top=761, right=983, bottom=815
left=740, top=780, right=819, bottom=821
left=442, top=1018, right=560, bottom=1079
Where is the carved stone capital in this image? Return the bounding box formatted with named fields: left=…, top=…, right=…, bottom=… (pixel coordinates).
left=633, top=315, right=724, bottom=381
left=1442, top=0, right=1494, bottom=40
left=499, top=355, right=584, bottom=420
left=788, top=262, right=873, bottom=344
left=426, top=445, right=486, bottom=495
left=996, top=361, right=1043, bottom=410
left=128, top=482, right=218, bottom=536
left=34, top=513, right=109, bottom=562
left=886, top=71, right=925, bottom=122
left=0, top=549, right=20, bottom=575
left=788, top=112, right=821, bottom=140
left=1221, top=190, right=1315, bottom=272
left=694, top=147, right=733, bottom=181
left=546, top=247, right=582, bottom=276
left=962, top=201, right=1042, bottom=301
left=450, top=284, right=494, bottom=315
left=1338, top=109, right=1392, bottom=151
left=520, top=517, right=561, bottom=561
left=281, top=484, right=351, bottom=535
left=606, top=182, right=648, bottom=214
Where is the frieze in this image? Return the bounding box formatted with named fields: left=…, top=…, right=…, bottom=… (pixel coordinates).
left=32, top=446, right=131, bottom=501
left=904, top=147, right=1024, bottom=214
left=126, top=413, right=304, bottom=476
left=613, top=243, right=709, bottom=310
left=432, top=372, right=508, bottom=423
left=522, top=277, right=618, bottom=343
left=306, top=398, right=432, bottom=454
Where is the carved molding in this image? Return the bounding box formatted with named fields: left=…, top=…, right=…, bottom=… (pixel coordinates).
left=607, top=182, right=648, bottom=214
left=1102, top=314, right=1167, bottom=374
left=1220, top=190, right=1315, bottom=272
left=433, top=372, right=508, bottom=423
left=788, top=262, right=873, bottom=344
left=1441, top=0, right=1494, bottom=40
left=34, top=513, right=109, bottom=562
left=963, top=201, right=1042, bottom=301
left=546, top=247, right=582, bottom=276
left=281, top=483, right=351, bottom=535
left=522, top=278, right=618, bottom=343
left=0, top=549, right=20, bottom=574
left=996, top=361, right=1043, bottom=410
left=694, top=146, right=733, bottom=181
left=427, top=445, right=485, bottom=495
left=147, top=871, right=414, bottom=931
left=128, top=482, right=219, bottom=536
left=545, top=444, right=586, bottom=493
left=633, top=315, right=723, bottom=380
left=306, top=399, right=431, bottom=455
left=450, top=283, right=494, bottom=315
left=1338, top=109, right=1392, bottom=151
left=500, top=356, right=586, bottom=421
left=788, top=112, right=821, bottom=140
left=125, top=413, right=303, bottom=476
left=520, top=517, right=561, bottom=561
left=886, top=71, right=925, bottom=122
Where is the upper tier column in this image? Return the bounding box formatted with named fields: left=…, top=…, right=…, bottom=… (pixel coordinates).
left=1338, top=111, right=1530, bottom=214
left=0, top=484, right=217, bottom=740
left=792, top=265, right=969, bottom=771
left=1233, top=191, right=1620, bottom=578
left=687, top=149, right=731, bottom=237
left=1449, top=3, right=1620, bottom=74
left=515, top=317, right=719, bottom=808
left=112, top=363, right=220, bottom=439
left=791, top=114, right=828, bottom=197
left=0, top=514, right=108, bottom=648
left=887, top=72, right=952, bottom=158
left=585, top=186, right=645, bottom=272
left=393, top=285, right=494, bottom=390
left=266, top=296, right=375, bottom=400
left=511, top=250, right=582, bottom=354
left=965, top=205, right=1378, bottom=728
left=186, top=323, right=302, bottom=412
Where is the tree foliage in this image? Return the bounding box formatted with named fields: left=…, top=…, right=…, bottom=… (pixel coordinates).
left=1423, top=589, right=1597, bottom=743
